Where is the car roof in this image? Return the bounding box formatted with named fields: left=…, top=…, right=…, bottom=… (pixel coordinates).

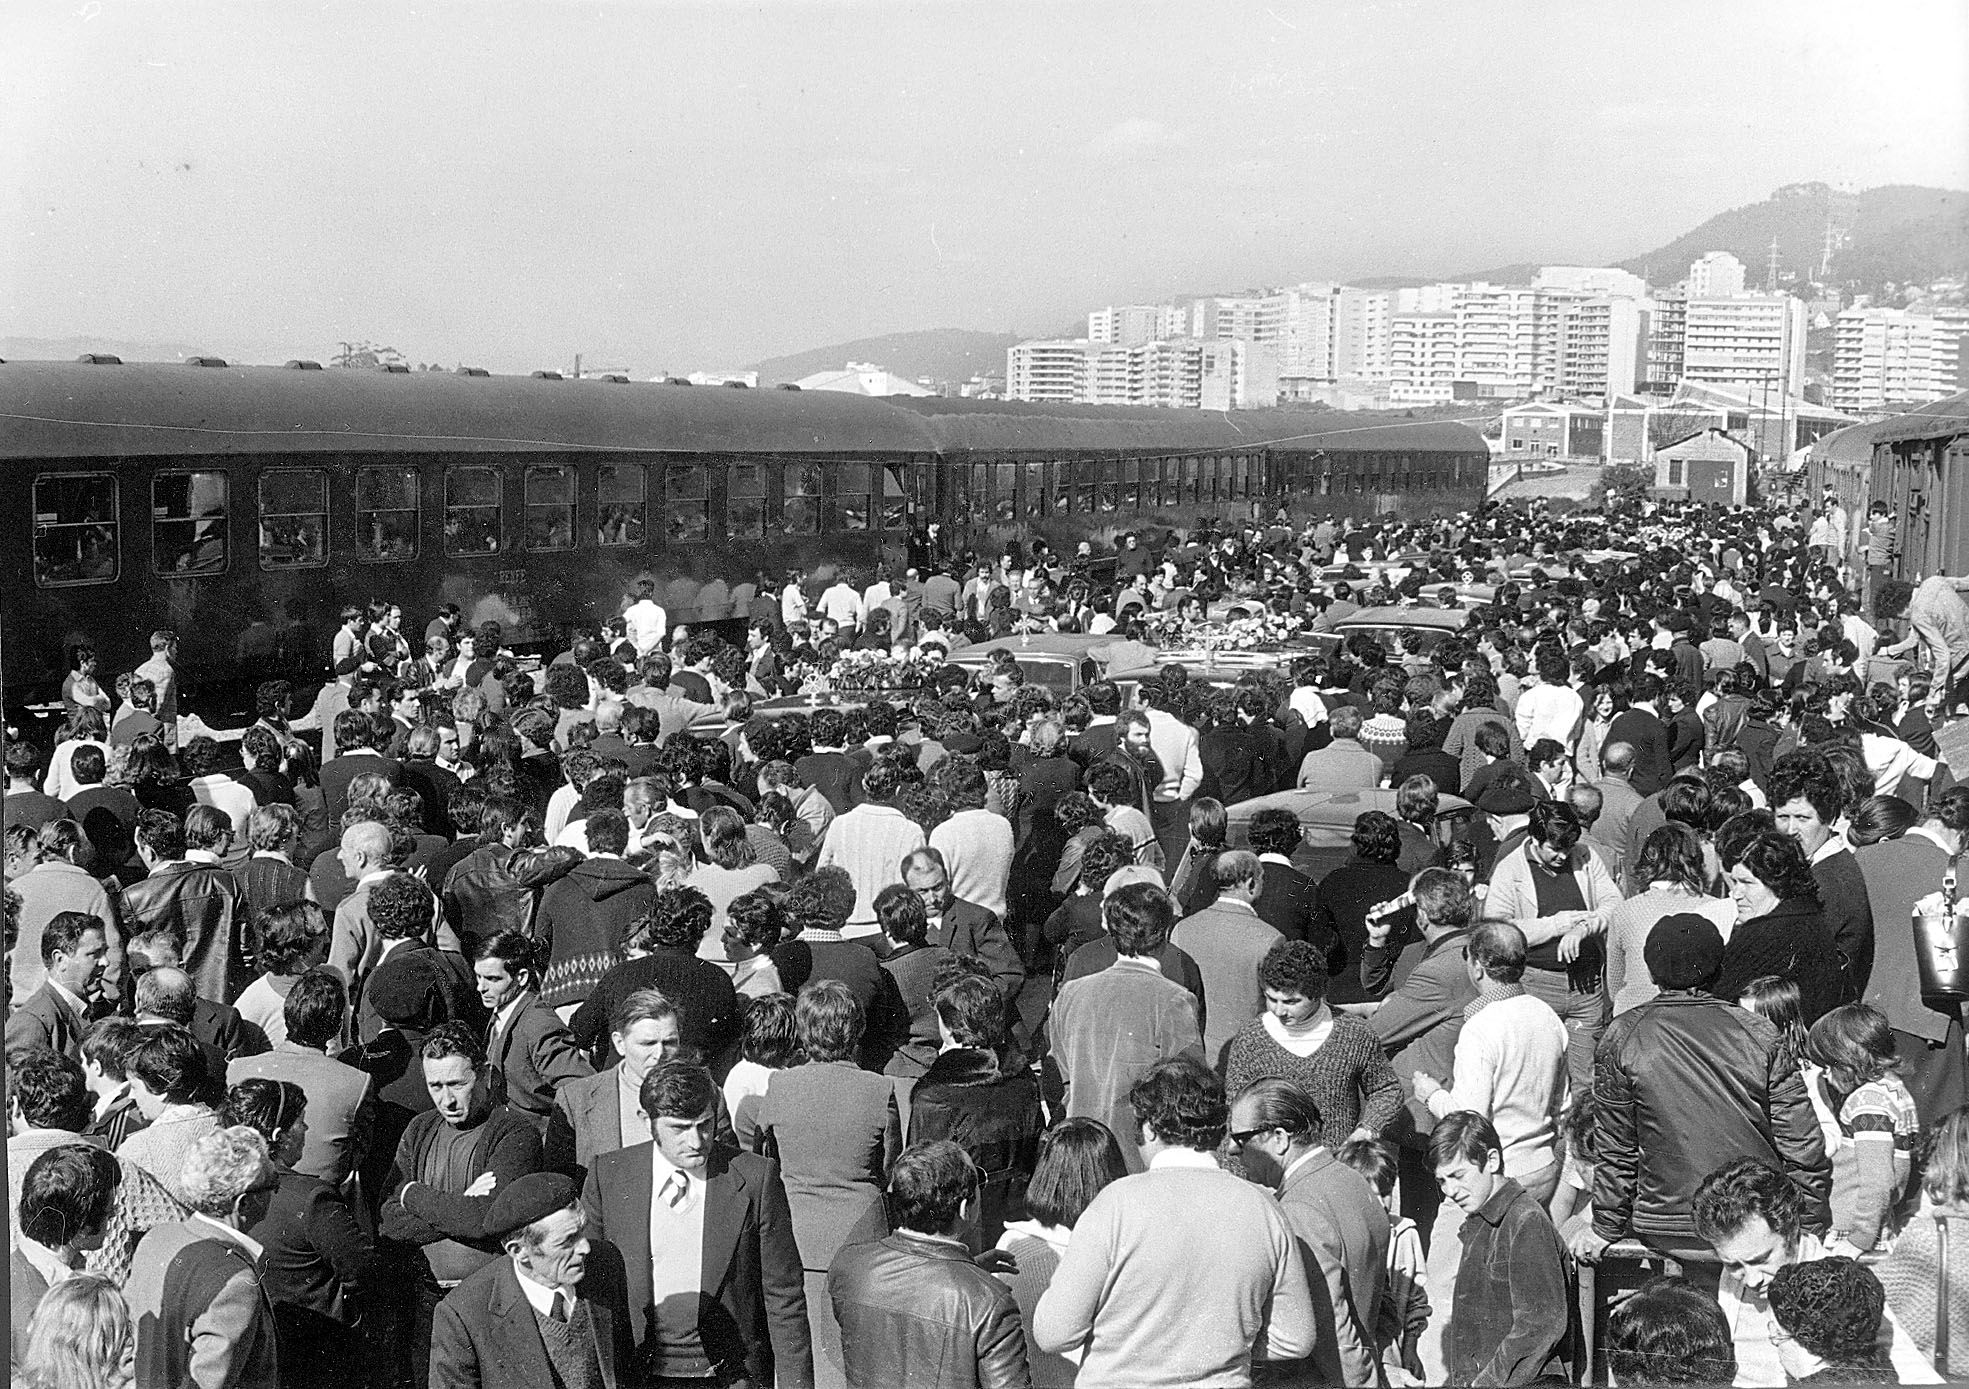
left=1334, top=605, right=1474, bottom=632
left=1224, top=788, right=1474, bottom=846
left=942, top=634, right=1115, bottom=665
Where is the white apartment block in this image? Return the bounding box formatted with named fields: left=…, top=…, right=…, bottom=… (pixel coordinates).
left=1334, top=289, right=1391, bottom=380
left=1687, top=252, right=1747, bottom=299
left=1556, top=296, right=1649, bottom=399
left=1682, top=294, right=1807, bottom=400
left=1006, top=340, right=1092, bottom=403
left=1832, top=307, right=1957, bottom=413
left=1388, top=313, right=1457, bottom=404
left=1087, top=304, right=1185, bottom=346
left=1007, top=337, right=1276, bottom=409
left=1453, top=283, right=1569, bottom=398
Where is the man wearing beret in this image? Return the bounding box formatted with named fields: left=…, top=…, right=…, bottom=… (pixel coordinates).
left=581, top=1060, right=814, bottom=1389
left=429, top=1171, right=635, bottom=1389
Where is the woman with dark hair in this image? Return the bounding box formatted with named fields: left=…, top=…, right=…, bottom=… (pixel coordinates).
left=1604, top=1275, right=1737, bottom=1386
left=992, top=1117, right=1129, bottom=1388
left=1606, top=824, right=1738, bottom=1016
left=1223, top=939, right=1404, bottom=1149
left=61, top=643, right=112, bottom=717
left=128, top=741, right=194, bottom=820
left=1169, top=797, right=1228, bottom=917
left=222, top=1078, right=376, bottom=1389
left=1714, top=830, right=1848, bottom=1023
left=1767, top=1257, right=1898, bottom=1382
left=1049, top=792, right=1108, bottom=899
left=685, top=803, right=778, bottom=944
left=1847, top=793, right=1920, bottom=848
left=1307, top=810, right=1408, bottom=1003
left=1739, top=690, right=1783, bottom=797
left=755, top=978, right=901, bottom=1386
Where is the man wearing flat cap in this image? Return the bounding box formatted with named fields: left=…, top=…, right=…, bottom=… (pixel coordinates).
left=1571, top=913, right=1830, bottom=1270
left=429, top=1171, right=635, bottom=1389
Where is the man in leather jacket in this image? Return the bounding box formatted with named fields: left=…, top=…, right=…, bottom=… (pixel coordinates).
left=1571, top=913, right=1830, bottom=1268
left=828, top=1139, right=1032, bottom=1389
left=441, top=795, right=580, bottom=954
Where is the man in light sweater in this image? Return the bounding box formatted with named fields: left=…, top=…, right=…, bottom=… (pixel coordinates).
left=1513, top=647, right=1584, bottom=752
left=926, top=760, right=1013, bottom=923
left=1033, top=1056, right=1317, bottom=1387
left=816, top=758, right=926, bottom=936
left=1410, top=919, right=1570, bottom=1383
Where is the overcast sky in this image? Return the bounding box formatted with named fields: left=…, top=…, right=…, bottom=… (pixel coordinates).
left=5, top=0, right=1964, bottom=374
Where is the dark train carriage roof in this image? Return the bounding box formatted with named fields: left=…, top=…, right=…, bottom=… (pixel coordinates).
left=0, top=359, right=941, bottom=459
left=887, top=396, right=1489, bottom=455
left=1869, top=391, right=1969, bottom=447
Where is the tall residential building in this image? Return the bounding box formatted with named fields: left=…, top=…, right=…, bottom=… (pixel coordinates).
left=1334, top=289, right=1391, bottom=380
left=1556, top=297, right=1649, bottom=399
left=1388, top=313, right=1457, bottom=404
left=1007, top=337, right=1276, bottom=408
left=1535, top=265, right=1649, bottom=300
left=1276, top=282, right=1341, bottom=378
left=1644, top=292, right=1687, bottom=393
left=1452, top=283, right=1560, bottom=398
left=1088, top=304, right=1184, bottom=346
left=1682, top=294, right=1807, bottom=400
left=1687, top=252, right=1748, bottom=299
left=1193, top=292, right=1285, bottom=347
left=1832, top=307, right=1957, bottom=412
left=1006, top=340, right=1092, bottom=403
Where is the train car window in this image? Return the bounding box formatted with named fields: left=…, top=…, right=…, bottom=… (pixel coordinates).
left=258, top=470, right=327, bottom=570
left=963, top=462, right=986, bottom=525
left=829, top=462, right=871, bottom=532
left=152, top=471, right=229, bottom=576
left=356, top=466, right=421, bottom=562
left=522, top=465, right=575, bottom=551
left=878, top=464, right=908, bottom=531
left=1089, top=458, right=1110, bottom=514
left=1237, top=456, right=1252, bottom=499
left=444, top=466, right=502, bottom=556
left=993, top=463, right=1017, bottom=524
left=598, top=464, right=646, bottom=546
left=1021, top=460, right=1044, bottom=520
left=948, top=464, right=971, bottom=525
left=727, top=462, right=767, bottom=540
left=32, top=474, right=119, bottom=587
left=668, top=462, right=710, bottom=542
left=782, top=462, right=820, bottom=536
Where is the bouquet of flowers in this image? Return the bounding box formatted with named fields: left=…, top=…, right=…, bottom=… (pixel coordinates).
left=824, top=647, right=948, bottom=695
left=1143, top=608, right=1308, bottom=654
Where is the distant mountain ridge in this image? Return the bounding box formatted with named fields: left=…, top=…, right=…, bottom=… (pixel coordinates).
left=751, top=329, right=1020, bottom=386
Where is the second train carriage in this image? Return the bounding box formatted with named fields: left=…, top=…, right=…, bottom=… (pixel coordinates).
left=0, top=357, right=1488, bottom=714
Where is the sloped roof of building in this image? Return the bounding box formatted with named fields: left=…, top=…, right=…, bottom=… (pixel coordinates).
left=792, top=365, right=934, bottom=397
left=1656, top=427, right=1750, bottom=458
left=1870, top=392, right=1969, bottom=446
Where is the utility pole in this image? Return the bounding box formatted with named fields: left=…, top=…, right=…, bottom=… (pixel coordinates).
left=573, top=353, right=582, bottom=380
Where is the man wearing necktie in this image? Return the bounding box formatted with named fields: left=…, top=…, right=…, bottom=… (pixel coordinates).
left=582, top=1060, right=815, bottom=1389
left=429, top=1171, right=634, bottom=1389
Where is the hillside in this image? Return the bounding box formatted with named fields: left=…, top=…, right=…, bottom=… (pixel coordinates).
left=1616, top=183, right=1969, bottom=292
left=752, top=329, right=1020, bottom=386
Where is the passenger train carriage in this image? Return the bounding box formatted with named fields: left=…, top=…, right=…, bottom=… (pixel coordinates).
left=1, top=357, right=1487, bottom=714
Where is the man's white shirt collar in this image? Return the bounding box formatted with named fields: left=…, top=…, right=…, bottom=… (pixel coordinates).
left=1148, top=1147, right=1220, bottom=1171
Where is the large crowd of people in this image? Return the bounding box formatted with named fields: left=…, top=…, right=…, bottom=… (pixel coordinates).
left=9, top=483, right=1969, bottom=1388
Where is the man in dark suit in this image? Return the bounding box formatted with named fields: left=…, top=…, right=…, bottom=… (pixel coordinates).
left=1198, top=689, right=1284, bottom=807
left=399, top=726, right=464, bottom=838
left=320, top=707, right=405, bottom=825
left=474, top=931, right=594, bottom=1133
left=1242, top=808, right=1321, bottom=945
left=429, top=1172, right=633, bottom=1389
left=901, top=849, right=1024, bottom=1006
left=3, top=911, right=103, bottom=1059
left=1067, top=681, right=1124, bottom=770
left=581, top=1061, right=814, bottom=1388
